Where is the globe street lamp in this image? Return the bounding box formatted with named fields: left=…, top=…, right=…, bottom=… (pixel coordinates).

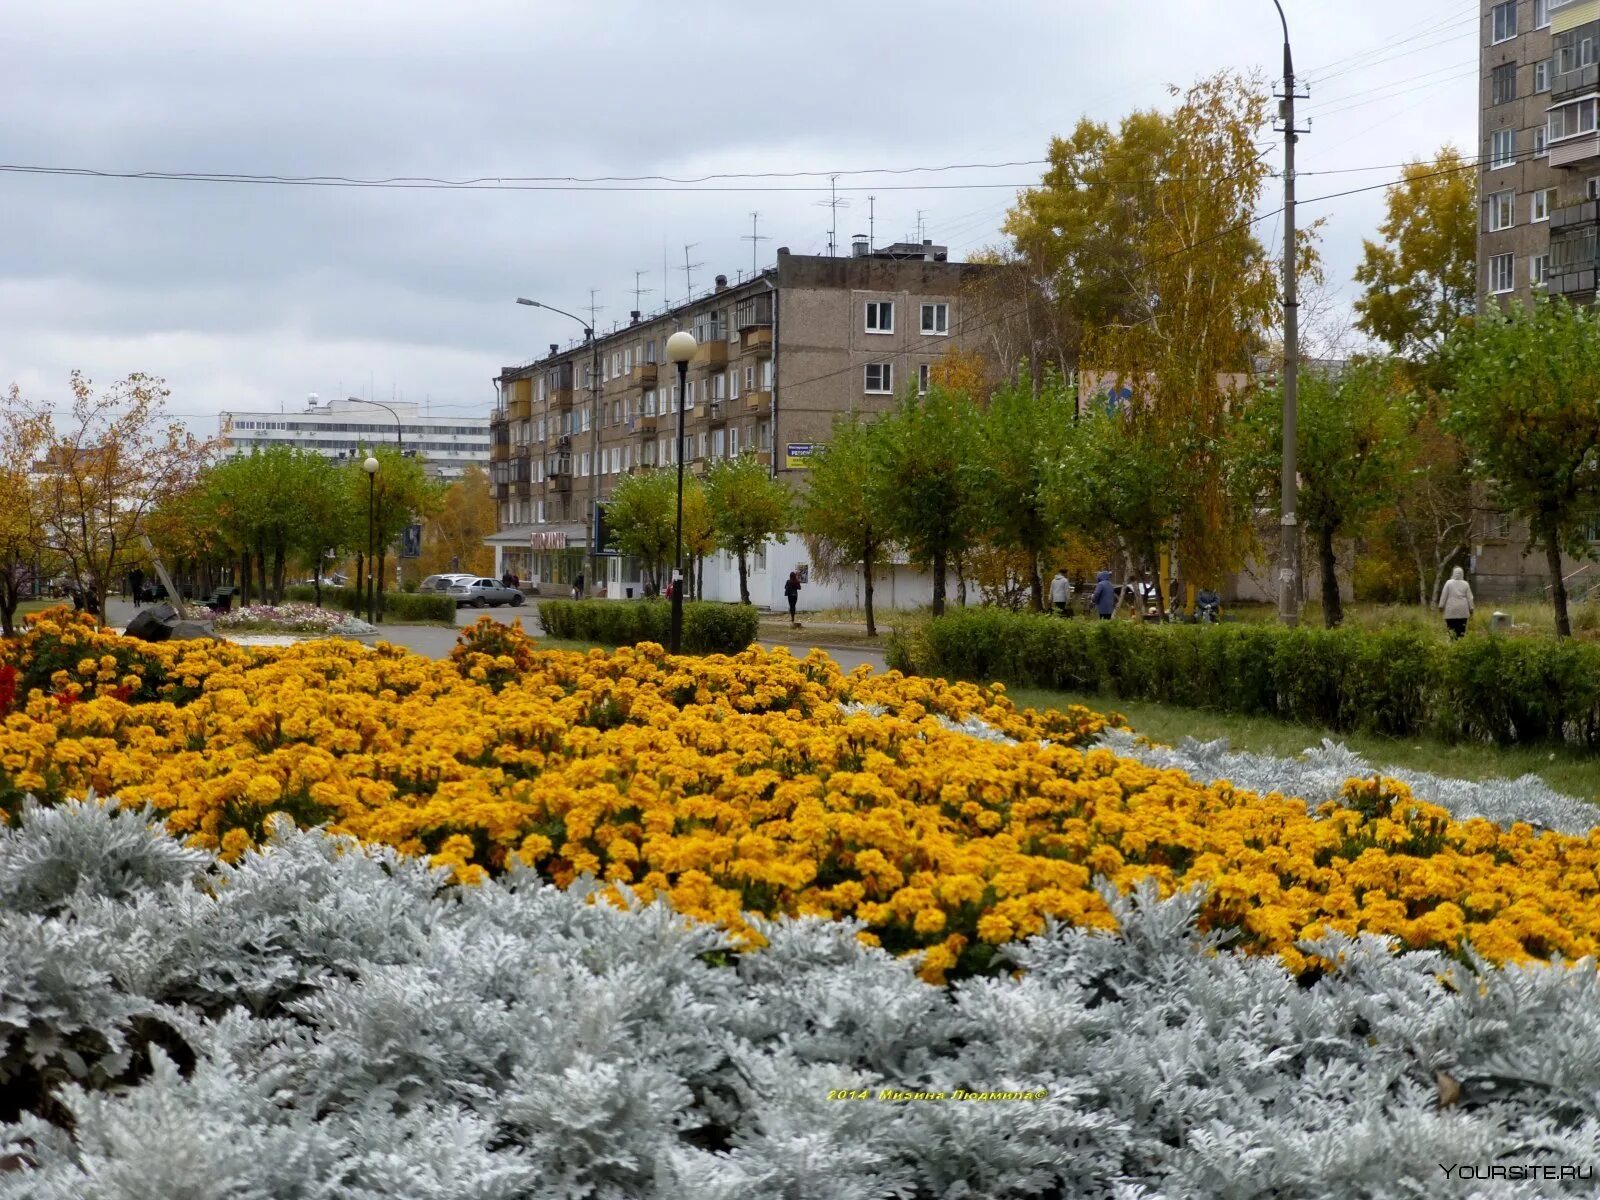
left=363, top=455, right=380, bottom=624
left=518, top=297, right=601, bottom=597
left=665, top=330, right=698, bottom=653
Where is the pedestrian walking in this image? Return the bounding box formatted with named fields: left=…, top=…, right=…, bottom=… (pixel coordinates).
left=1439, top=566, right=1474, bottom=640
left=784, top=570, right=802, bottom=625
left=128, top=567, right=145, bottom=607
left=1050, top=568, right=1072, bottom=617
left=572, top=572, right=584, bottom=602
left=1091, top=570, right=1117, bottom=620
left=500, top=570, right=515, bottom=590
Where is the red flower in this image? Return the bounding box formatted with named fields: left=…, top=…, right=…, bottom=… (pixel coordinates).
left=0, top=663, right=15, bottom=714
left=54, top=690, right=80, bottom=709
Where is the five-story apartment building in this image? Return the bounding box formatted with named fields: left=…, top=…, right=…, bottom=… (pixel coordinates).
left=487, top=244, right=992, bottom=606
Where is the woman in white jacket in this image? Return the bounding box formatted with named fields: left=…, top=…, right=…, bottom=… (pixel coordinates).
left=1438, top=566, right=1474, bottom=640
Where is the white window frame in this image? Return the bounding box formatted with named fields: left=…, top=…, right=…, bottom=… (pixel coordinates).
left=1536, top=124, right=1549, bottom=157
left=1491, top=128, right=1515, bottom=169
left=1492, top=0, right=1517, bottom=44
left=918, top=363, right=930, bottom=395
left=920, top=302, right=949, bottom=335
left=865, top=363, right=893, bottom=394
left=729, top=369, right=739, bottom=400
left=744, top=364, right=756, bottom=390
left=1537, top=0, right=1551, bottom=29
left=1487, top=189, right=1515, bottom=232
left=1536, top=58, right=1552, bottom=93
left=1532, top=252, right=1551, bottom=288
left=1488, top=252, right=1515, bottom=294
left=712, top=372, right=726, bottom=401
left=761, top=360, right=774, bottom=389
left=1533, top=187, right=1557, bottom=222
left=729, top=426, right=740, bottom=456
left=864, top=300, right=894, bottom=334
left=1548, top=95, right=1599, bottom=143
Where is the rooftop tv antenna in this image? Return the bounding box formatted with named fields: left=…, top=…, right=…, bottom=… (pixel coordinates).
left=632, top=269, right=653, bottom=313
left=816, top=175, right=850, bottom=256
left=681, top=243, right=704, bottom=301
left=742, top=211, right=770, bottom=276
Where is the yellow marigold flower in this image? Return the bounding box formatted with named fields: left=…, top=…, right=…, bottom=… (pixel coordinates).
left=913, top=907, right=947, bottom=935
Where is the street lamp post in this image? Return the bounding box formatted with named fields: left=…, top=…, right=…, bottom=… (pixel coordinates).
left=665, top=331, right=698, bottom=653
left=517, top=297, right=601, bottom=598
left=363, top=455, right=379, bottom=624
left=346, top=397, right=404, bottom=453
left=1272, top=0, right=1303, bottom=627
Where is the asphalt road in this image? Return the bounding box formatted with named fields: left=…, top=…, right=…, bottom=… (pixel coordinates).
left=104, top=597, right=887, bottom=672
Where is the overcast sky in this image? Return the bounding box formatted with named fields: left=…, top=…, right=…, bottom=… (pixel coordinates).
left=1, top=0, right=1476, bottom=433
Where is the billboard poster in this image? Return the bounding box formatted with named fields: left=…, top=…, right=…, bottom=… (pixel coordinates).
left=785, top=442, right=818, bottom=469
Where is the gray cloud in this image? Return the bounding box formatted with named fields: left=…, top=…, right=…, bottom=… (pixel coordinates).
left=1, top=0, right=1476, bottom=432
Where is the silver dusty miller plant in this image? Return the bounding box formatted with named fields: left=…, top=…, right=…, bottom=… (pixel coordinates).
left=4, top=799, right=1600, bottom=1198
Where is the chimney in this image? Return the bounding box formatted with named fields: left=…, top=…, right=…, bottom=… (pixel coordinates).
left=777, top=246, right=790, bottom=257
left=714, top=274, right=728, bottom=292
left=630, top=310, right=641, bottom=325
left=549, top=343, right=559, bottom=357
left=851, top=234, right=869, bottom=257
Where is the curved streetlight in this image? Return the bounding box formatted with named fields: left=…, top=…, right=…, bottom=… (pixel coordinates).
left=363, top=455, right=380, bottom=624
left=517, top=297, right=601, bottom=599
left=345, top=397, right=405, bottom=453
left=665, top=330, right=698, bottom=653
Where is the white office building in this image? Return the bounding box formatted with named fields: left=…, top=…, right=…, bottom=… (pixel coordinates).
left=218, top=396, right=490, bottom=479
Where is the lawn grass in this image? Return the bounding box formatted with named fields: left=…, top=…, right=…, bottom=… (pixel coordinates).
left=1008, top=685, right=1600, bottom=800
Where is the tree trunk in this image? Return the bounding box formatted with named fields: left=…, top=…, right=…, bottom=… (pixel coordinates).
left=697, top=554, right=704, bottom=600
left=272, top=547, right=286, bottom=604
left=1546, top=522, right=1572, bottom=638
left=1029, top=554, right=1043, bottom=613
left=956, top=555, right=967, bottom=607
left=355, top=552, right=364, bottom=603
left=1320, top=527, right=1343, bottom=628
left=863, top=536, right=877, bottom=638
left=736, top=548, right=750, bottom=605
left=240, top=555, right=253, bottom=607
left=377, top=552, right=387, bottom=620
left=255, top=548, right=267, bottom=608
left=931, top=550, right=947, bottom=617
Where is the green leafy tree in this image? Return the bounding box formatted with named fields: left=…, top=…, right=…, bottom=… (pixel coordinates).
left=799, top=414, right=894, bottom=635
left=1243, top=361, right=1410, bottom=627
left=1353, top=148, right=1477, bottom=381
left=971, top=373, right=1077, bottom=611
left=605, top=469, right=677, bottom=593
left=705, top=454, right=794, bottom=605
left=871, top=389, right=981, bottom=616
left=681, top=480, right=717, bottom=600
left=1446, top=298, right=1600, bottom=638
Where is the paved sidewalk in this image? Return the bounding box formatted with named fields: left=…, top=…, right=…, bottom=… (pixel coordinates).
left=103, top=597, right=887, bottom=671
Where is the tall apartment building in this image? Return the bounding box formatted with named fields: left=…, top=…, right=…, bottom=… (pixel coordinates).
left=1478, top=0, right=1600, bottom=594
left=218, top=396, right=490, bottom=480
left=487, top=243, right=991, bottom=606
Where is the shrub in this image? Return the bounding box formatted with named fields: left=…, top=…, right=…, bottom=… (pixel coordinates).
left=538, top=600, right=757, bottom=654
left=907, top=609, right=1600, bottom=748
left=380, top=591, right=456, bottom=623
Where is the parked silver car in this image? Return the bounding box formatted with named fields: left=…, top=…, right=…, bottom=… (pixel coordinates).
left=421, top=573, right=477, bottom=593
left=447, top=577, right=525, bottom=608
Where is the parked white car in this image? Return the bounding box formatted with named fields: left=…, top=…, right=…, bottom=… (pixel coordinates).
left=421, top=573, right=477, bottom=593
left=447, top=578, right=525, bottom=608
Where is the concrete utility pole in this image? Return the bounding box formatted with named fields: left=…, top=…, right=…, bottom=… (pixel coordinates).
left=1273, top=0, right=1307, bottom=627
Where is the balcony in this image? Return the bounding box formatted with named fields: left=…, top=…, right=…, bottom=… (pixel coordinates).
left=1553, top=62, right=1599, bottom=100
left=549, top=386, right=575, bottom=410
left=735, top=294, right=773, bottom=331
left=508, top=397, right=531, bottom=422
left=628, top=363, right=657, bottom=388
left=547, top=430, right=573, bottom=450
left=691, top=340, right=729, bottom=370
left=740, top=326, right=773, bottom=357
left=630, top=413, right=658, bottom=436
left=1550, top=132, right=1600, bottom=169
left=744, top=388, right=771, bottom=413
left=1552, top=199, right=1600, bottom=230
left=706, top=399, right=728, bottom=425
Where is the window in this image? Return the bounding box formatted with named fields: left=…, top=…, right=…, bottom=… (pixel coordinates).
left=1556, top=33, right=1598, bottom=74
left=1537, top=0, right=1551, bottom=28
left=692, top=310, right=725, bottom=342
left=1532, top=253, right=1551, bottom=287
left=644, top=389, right=656, bottom=416
left=1492, top=62, right=1517, bottom=105
left=698, top=432, right=707, bottom=460
left=745, top=364, right=756, bottom=390
left=645, top=338, right=657, bottom=363
left=1488, top=252, right=1515, bottom=294
left=918, top=363, right=930, bottom=395
left=1492, top=1, right=1516, bottom=43
left=1533, top=187, right=1557, bottom=221
left=1550, top=97, right=1599, bottom=141
left=729, top=426, right=740, bottom=456
left=920, top=303, right=949, bottom=334
left=865, top=363, right=893, bottom=393
left=712, top=373, right=726, bottom=401
left=686, top=380, right=695, bottom=409
left=729, top=368, right=739, bottom=399
left=712, top=429, right=725, bottom=460
left=761, top=360, right=774, bottom=389
left=1491, top=128, right=1515, bottom=169
left=1535, top=58, right=1551, bottom=93
left=1486, top=189, right=1515, bottom=231
left=864, top=301, right=894, bottom=333
left=1536, top=125, right=1549, bottom=156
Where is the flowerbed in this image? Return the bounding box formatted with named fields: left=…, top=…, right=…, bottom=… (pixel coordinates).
left=213, top=601, right=368, bottom=635
left=5, top=609, right=1600, bottom=982
left=11, top=806, right=1600, bottom=1198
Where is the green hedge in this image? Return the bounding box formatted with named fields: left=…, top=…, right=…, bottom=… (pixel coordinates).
left=888, top=608, right=1600, bottom=748
left=537, top=599, right=759, bottom=655
left=280, top=585, right=455, bottom=623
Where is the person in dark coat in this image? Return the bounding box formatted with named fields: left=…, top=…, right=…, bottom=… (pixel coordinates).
left=129, top=568, right=145, bottom=606
left=1091, top=570, right=1117, bottom=620
left=783, top=571, right=802, bottom=625
left=572, top=572, right=584, bottom=601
